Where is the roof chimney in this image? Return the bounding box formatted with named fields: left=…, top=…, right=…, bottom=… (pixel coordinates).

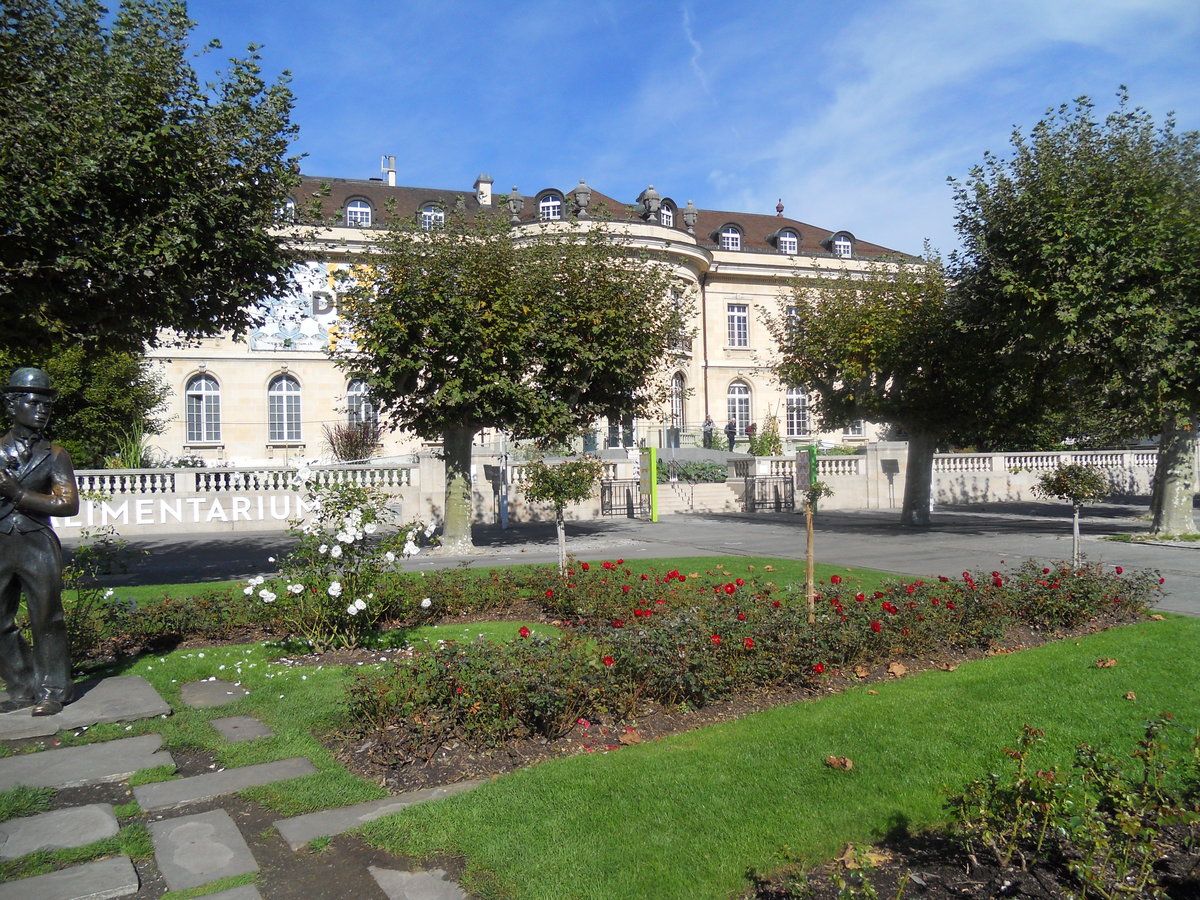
left=474, top=173, right=494, bottom=207
left=381, top=155, right=396, bottom=187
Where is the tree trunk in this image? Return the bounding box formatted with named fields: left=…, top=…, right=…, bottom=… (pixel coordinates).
left=555, top=506, right=567, bottom=575
left=1150, top=413, right=1198, bottom=536
left=900, top=430, right=937, bottom=527
left=1071, top=502, right=1082, bottom=567
left=805, top=501, right=816, bottom=625
left=440, top=424, right=476, bottom=552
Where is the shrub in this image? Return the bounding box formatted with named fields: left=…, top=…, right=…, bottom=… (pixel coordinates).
left=657, top=461, right=728, bottom=484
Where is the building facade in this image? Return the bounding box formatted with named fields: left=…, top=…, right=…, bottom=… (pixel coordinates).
left=146, top=161, right=913, bottom=465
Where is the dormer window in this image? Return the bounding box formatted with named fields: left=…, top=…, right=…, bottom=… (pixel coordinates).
left=346, top=199, right=372, bottom=228
left=720, top=225, right=742, bottom=251
left=660, top=203, right=675, bottom=228
left=539, top=192, right=563, bottom=221
left=420, top=204, right=444, bottom=231
left=832, top=233, right=853, bottom=258
left=778, top=229, right=798, bottom=255
left=276, top=198, right=296, bottom=223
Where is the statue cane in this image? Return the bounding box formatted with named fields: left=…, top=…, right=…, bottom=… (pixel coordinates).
left=0, top=368, right=79, bottom=716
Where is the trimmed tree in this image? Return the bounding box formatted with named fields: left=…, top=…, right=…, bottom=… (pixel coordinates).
left=1032, top=464, right=1113, bottom=566
left=0, top=0, right=302, bottom=355
left=334, top=211, right=687, bottom=551
left=767, top=254, right=967, bottom=526
left=951, top=90, right=1200, bottom=534
left=523, top=457, right=606, bottom=574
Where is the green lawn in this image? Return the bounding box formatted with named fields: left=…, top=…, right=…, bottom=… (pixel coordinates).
left=360, top=615, right=1200, bottom=900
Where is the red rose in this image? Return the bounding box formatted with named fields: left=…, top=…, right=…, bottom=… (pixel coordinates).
left=622, top=584, right=631, bottom=593
left=735, top=578, right=745, bottom=586
left=855, top=592, right=866, bottom=602
left=603, top=656, right=614, bottom=666
left=724, top=583, right=736, bottom=594
left=830, top=574, right=842, bottom=585
left=545, top=589, right=554, bottom=598
left=710, top=634, right=722, bottom=645
left=617, top=559, right=624, bottom=565
left=641, top=573, right=649, bottom=581
left=1115, top=566, right=1124, bottom=575
left=772, top=599, right=781, bottom=608
left=870, top=621, right=882, bottom=632
left=743, top=638, right=755, bottom=650
left=946, top=601, right=956, bottom=610
left=1042, top=568, right=1051, bottom=575
left=518, top=626, right=531, bottom=637
left=581, top=562, right=590, bottom=571
left=613, top=619, right=624, bottom=628
left=737, top=612, right=746, bottom=621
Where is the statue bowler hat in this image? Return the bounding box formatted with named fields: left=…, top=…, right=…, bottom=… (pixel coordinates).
left=3, top=368, right=58, bottom=398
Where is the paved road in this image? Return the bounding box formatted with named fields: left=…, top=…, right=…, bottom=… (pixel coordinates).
left=66, top=500, right=1199, bottom=617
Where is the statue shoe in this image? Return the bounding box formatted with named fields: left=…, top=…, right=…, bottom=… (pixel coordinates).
left=30, top=699, right=63, bottom=717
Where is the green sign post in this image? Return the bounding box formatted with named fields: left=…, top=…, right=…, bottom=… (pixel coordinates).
left=640, top=447, right=658, bottom=522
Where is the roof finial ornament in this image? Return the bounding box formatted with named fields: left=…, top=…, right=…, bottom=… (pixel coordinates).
left=776, top=198, right=784, bottom=217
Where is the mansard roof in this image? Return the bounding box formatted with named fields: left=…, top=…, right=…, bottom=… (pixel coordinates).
left=295, top=174, right=914, bottom=260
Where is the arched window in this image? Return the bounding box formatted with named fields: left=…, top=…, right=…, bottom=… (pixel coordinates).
left=185, top=374, right=221, bottom=443
left=419, top=204, right=444, bottom=231
left=727, top=380, right=751, bottom=434
left=670, top=372, right=685, bottom=429
left=346, top=379, right=377, bottom=426
left=720, top=225, right=742, bottom=251
left=268, top=374, right=302, bottom=442
left=660, top=204, right=675, bottom=228
left=833, top=235, right=853, bottom=258
left=346, top=199, right=372, bottom=228
left=538, top=192, right=563, bottom=221
left=786, top=387, right=811, bottom=437
left=778, top=229, right=798, bottom=255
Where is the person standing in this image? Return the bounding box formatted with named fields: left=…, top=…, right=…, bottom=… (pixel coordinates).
left=702, top=415, right=714, bottom=449
left=0, top=368, right=80, bottom=716
left=724, top=417, right=737, bottom=450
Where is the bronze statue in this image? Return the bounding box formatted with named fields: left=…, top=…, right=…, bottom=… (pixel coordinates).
left=0, top=368, right=79, bottom=716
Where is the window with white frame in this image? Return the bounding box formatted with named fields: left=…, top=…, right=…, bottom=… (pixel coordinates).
left=346, top=199, right=372, bottom=228
left=538, top=193, right=563, bottom=221
left=346, top=379, right=377, bottom=426
left=786, top=387, right=811, bottom=437
left=419, top=204, right=444, bottom=231
left=670, top=372, right=685, bottom=429
left=185, top=374, right=221, bottom=443
left=727, top=303, right=749, bottom=347
left=843, top=419, right=865, bottom=438
left=833, top=235, right=853, bottom=258
left=727, top=381, right=751, bottom=434
left=268, top=374, right=302, bottom=442
left=778, top=229, right=798, bottom=254
left=720, top=225, right=742, bottom=251
left=276, top=198, right=296, bottom=223
left=660, top=204, right=674, bottom=228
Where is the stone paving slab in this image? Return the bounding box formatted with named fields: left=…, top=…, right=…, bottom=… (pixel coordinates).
left=0, top=734, right=173, bottom=791
left=203, top=886, right=263, bottom=899
left=0, top=676, right=171, bottom=741
left=273, top=779, right=486, bottom=850
left=133, top=757, right=317, bottom=811
left=149, top=808, right=259, bottom=891
left=211, top=714, right=274, bottom=743
left=179, top=679, right=249, bottom=708
left=369, top=865, right=467, bottom=900
left=0, top=803, right=118, bottom=859
left=0, top=854, right=139, bottom=899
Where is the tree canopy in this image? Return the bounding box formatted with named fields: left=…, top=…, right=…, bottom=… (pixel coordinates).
left=0, top=0, right=302, bottom=355
left=334, top=210, right=689, bottom=548
left=950, top=89, right=1200, bottom=532
left=767, top=254, right=965, bottom=525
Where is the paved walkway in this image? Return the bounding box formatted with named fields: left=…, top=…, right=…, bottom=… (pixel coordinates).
left=0, top=678, right=475, bottom=899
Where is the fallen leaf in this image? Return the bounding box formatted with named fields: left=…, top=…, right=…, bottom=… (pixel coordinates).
left=1149, top=614, right=1165, bottom=621
left=825, top=756, right=854, bottom=771
left=935, top=663, right=958, bottom=672
left=887, top=662, right=907, bottom=678
left=619, top=729, right=641, bottom=745
left=1095, top=658, right=1118, bottom=668
left=688, top=573, right=700, bottom=579
left=764, top=565, right=775, bottom=571
left=853, top=665, right=870, bottom=679
left=1125, top=692, right=1137, bottom=701
left=722, top=570, right=732, bottom=576
left=747, top=565, right=756, bottom=570
left=836, top=844, right=860, bottom=869
left=867, top=690, right=878, bottom=695
left=834, top=843, right=888, bottom=868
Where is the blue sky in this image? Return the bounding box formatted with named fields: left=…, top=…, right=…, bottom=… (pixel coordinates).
left=186, top=0, right=1199, bottom=256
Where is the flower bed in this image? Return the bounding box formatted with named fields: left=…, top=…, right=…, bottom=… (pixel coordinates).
left=346, top=558, right=1163, bottom=760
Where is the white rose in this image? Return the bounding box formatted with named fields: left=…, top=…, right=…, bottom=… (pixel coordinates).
left=353, top=598, right=367, bottom=611
left=287, top=584, right=304, bottom=594
left=259, top=590, right=277, bottom=603
left=363, top=522, right=377, bottom=534
left=328, top=581, right=343, bottom=598
left=420, top=597, right=432, bottom=609
left=346, top=604, right=358, bottom=616
left=330, top=545, right=343, bottom=559
left=383, top=551, right=396, bottom=564
left=403, top=540, right=420, bottom=556
left=318, top=544, right=328, bottom=555
left=243, top=586, right=253, bottom=595
left=337, top=531, right=352, bottom=544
